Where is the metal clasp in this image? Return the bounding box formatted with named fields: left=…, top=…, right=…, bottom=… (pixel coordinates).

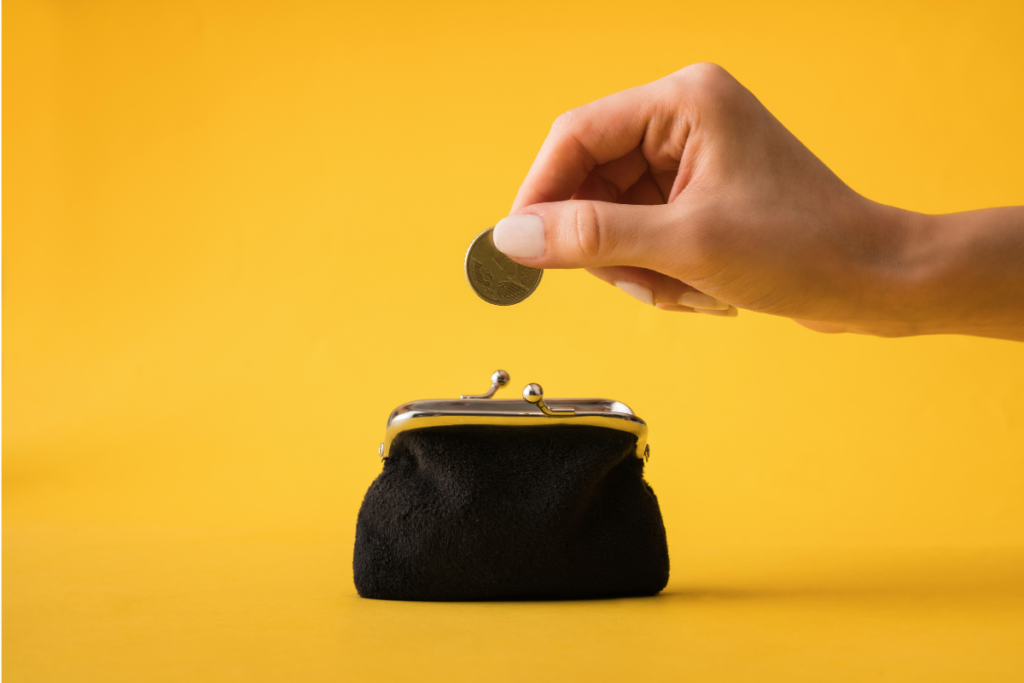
left=461, top=371, right=576, bottom=417
left=461, top=370, right=510, bottom=399
left=523, top=383, right=575, bottom=416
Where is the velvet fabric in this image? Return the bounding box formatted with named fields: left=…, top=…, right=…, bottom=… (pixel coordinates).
left=354, top=424, right=669, bottom=601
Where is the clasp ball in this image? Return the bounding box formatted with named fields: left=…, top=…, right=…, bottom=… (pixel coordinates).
left=492, top=370, right=510, bottom=387
left=523, top=383, right=544, bottom=403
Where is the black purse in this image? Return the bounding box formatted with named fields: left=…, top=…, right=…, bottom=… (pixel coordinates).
left=353, top=371, right=670, bottom=601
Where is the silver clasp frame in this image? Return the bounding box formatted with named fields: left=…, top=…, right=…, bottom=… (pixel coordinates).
left=381, top=370, right=647, bottom=460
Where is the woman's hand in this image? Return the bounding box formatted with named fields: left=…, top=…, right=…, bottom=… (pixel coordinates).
left=494, top=63, right=1024, bottom=341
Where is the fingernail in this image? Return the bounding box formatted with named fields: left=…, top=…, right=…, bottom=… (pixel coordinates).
left=615, top=281, right=654, bottom=306
left=493, top=214, right=545, bottom=258
left=694, top=306, right=739, bottom=317
left=677, top=292, right=729, bottom=310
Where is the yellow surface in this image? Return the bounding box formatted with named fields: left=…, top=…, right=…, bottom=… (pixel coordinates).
left=4, top=0, right=1024, bottom=680
left=6, top=526, right=1024, bottom=682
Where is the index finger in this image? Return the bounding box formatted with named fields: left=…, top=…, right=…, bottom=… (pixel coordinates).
left=510, top=81, right=660, bottom=213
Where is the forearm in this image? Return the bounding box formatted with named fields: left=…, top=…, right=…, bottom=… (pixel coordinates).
left=902, top=207, right=1024, bottom=341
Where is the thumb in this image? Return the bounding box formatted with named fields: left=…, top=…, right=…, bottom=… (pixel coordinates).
left=492, top=200, right=680, bottom=270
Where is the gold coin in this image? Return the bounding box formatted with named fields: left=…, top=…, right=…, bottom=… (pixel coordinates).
left=464, top=227, right=543, bottom=306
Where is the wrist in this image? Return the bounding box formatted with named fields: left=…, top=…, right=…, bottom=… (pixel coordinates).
left=839, top=201, right=971, bottom=338
left=885, top=207, right=945, bottom=334
left=895, top=208, right=1024, bottom=340
left=836, top=201, right=930, bottom=337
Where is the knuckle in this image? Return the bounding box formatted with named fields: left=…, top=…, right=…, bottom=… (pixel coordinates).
left=551, top=109, right=578, bottom=133
left=569, top=202, right=605, bottom=262
left=681, top=62, right=731, bottom=86
left=677, top=62, right=741, bottom=107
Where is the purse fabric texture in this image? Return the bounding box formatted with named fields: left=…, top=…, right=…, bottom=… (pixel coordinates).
left=354, top=424, right=670, bottom=601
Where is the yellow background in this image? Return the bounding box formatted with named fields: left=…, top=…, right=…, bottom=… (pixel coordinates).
left=4, top=0, right=1024, bottom=680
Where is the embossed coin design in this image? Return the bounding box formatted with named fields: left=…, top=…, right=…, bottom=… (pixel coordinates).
left=464, top=227, right=543, bottom=306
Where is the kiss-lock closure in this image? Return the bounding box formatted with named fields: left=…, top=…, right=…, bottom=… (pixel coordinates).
left=378, top=370, right=649, bottom=460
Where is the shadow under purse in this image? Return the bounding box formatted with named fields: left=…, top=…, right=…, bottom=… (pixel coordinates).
left=354, top=371, right=670, bottom=601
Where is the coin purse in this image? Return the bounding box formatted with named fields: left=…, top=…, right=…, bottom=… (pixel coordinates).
left=353, top=371, right=670, bottom=601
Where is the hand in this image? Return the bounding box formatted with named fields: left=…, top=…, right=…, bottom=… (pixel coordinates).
left=493, top=63, right=1024, bottom=340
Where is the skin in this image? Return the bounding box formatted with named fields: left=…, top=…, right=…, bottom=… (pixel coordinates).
left=504, top=63, right=1024, bottom=342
